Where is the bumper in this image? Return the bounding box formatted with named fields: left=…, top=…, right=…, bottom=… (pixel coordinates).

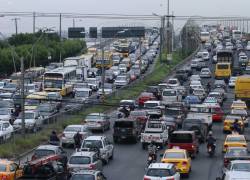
left=61, top=138, right=74, bottom=144
left=177, top=166, right=190, bottom=174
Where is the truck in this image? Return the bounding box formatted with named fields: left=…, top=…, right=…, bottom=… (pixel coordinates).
left=235, top=75, right=250, bottom=101
left=141, top=120, right=168, bottom=149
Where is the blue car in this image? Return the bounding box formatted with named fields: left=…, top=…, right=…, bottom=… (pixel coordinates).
left=184, top=95, right=201, bottom=106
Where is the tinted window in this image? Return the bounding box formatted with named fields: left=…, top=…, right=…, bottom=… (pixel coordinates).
left=232, top=163, right=250, bottom=172
left=69, top=156, right=91, bottom=165
left=164, top=152, right=185, bottom=159
left=170, top=133, right=193, bottom=143
left=163, top=90, right=176, bottom=96
left=83, top=140, right=103, bottom=149
left=146, top=168, right=170, bottom=177
left=0, top=164, right=6, bottom=172
left=34, top=149, right=55, bottom=158
left=114, top=121, right=133, bottom=128
left=217, top=64, right=229, bottom=69
left=71, top=174, right=95, bottom=180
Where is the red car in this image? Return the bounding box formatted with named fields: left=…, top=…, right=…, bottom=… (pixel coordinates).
left=138, top=92, right=156, bottom=106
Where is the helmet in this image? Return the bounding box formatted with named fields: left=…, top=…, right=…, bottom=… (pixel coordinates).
left=208, top=131, right=213, bottom=136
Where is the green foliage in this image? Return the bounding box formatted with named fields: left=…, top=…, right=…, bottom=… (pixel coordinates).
left=0, top=32, right=86, bottom=77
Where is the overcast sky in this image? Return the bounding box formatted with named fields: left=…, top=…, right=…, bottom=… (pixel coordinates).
left=0, top=0, right=249, bottom=35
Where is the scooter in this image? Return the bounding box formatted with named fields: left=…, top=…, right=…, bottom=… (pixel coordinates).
left=147, top=153, right=157, bottom=167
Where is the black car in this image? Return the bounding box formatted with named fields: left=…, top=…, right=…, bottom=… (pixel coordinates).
left=175, top=69, right=188, bottom=82
left=113, top=119, right=139, bottom=143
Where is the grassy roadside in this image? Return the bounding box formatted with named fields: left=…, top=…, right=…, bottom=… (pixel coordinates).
left=0, top=50, right=190, bottom=158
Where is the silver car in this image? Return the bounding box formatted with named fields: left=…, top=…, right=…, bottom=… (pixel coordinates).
left=68, top=151, right=103, bottom=172
left=85, top=113, right=110, bottom=132
left=61, top=125, right=89, bottom=147
left=70, top=170, right=106, bottom=180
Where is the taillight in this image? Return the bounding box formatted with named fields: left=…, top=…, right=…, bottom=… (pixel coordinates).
left=97, top=121, right=104, bottom=124
left=89, top=164, right=96, bottom=170
left=224, top=122, right=228, bottom=126
left=182, top=161, right=188, bottom=166
left=167, top=178, right=175, bottom=180
left=224, top=159, right=229, bottom=166
left=243, top=144, right=247, bottom=147
left=143, top=177, right=151, bottom=180
left=224, top=145, right=228, bottom=150
left=2, top=175, right=8, bottom=180
left=31, top=155, right=36, bottom=160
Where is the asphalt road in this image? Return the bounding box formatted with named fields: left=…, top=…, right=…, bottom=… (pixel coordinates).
left=19, top=47, right=250, bottom=180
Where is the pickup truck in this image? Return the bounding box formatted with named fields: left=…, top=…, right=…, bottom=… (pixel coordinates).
left=141, top=120, right=168, bottom=149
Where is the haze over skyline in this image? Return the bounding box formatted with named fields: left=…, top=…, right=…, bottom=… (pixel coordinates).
left=0, top=0, right=249, bottom=35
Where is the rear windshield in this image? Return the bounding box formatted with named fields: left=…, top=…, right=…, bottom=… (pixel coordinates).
left=0, top=164, right=6, bottom=172
left=148, top=122, right=162, bottom=128
left=71, top=174, right=95, bottom=180
left=114, top=121, right=133, bottom=128
left=170, top=133, right=193, bottom=143
left=69, top=156, right=91, bottom=165
left=217, top=64, right=229, bottom=69
left=163, top=90, right=176, bottom=96
left=34, top=149, right=55, bottom=158
left=146, top=168, right=170, bottom=177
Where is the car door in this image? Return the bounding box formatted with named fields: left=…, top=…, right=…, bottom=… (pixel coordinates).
left=10, top=163, right=23, bottom=179
left=93, top=153, right=103, bottom=171
left=103, top=138, right=113, bottom=158
left=3, top=122, right=12, bottom=139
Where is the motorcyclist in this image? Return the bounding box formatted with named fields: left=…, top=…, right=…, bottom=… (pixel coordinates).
left=207, top=131, right=216, bottom=152
left=49, top=131, right=60, bottom=145
left=232, top=119, right=241, bottom=134
left=148, top=141, right=157, bottom=161
left=120, top=106, right=130, bottom=118
left=206, top=82, right=211, bottom=92
left=73, top=131, right=82, bottom=150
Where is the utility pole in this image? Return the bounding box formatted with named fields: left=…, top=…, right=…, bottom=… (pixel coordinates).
left=20, top=57, right=25, bottom=137
left=12, top=18, right=20, bottom=35
left=171, top=11, right=174, bottom=52
left=33, top=12, right=36, bottom=34
left=59, top=13, right=62, bottom=62
left=167, top=0, right=170, bottom=53
left=73, top=19, right=75, bottom=28
left=159, top=16, right=164, bottom=63
left=247, top=20, right=249, bottom=33
left=101, top=47, right=105, bottom=102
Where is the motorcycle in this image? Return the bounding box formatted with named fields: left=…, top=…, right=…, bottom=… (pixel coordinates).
left=147, top=153, right=157, bottom=167
left=207, top=144, right=216, bottom=157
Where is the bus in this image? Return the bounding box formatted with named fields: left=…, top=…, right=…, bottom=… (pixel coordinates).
left=43, top=67, right=76, bottom=96
left=95, top=51, right=113, bottom=69
left=232, top=30, right=242, bottom=41
left=200, top=31, right=210, bottom=43
left=116, top=39, right=131, bottom=57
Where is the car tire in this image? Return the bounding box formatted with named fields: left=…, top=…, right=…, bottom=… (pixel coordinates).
left=142, top=143, right=146, bottom=150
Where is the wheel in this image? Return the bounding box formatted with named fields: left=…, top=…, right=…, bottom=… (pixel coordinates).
left=142, top=143, right=146, bottom=150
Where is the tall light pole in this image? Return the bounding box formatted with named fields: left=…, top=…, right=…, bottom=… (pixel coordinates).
left=11, top=18, right=20, bottom=35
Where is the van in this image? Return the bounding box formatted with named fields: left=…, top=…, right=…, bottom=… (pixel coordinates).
left=168, top=131, right=199, bottom=158
left=215, top=62, right=231, bottom=80
left=235, top=75, right=250, bottom=101
left=162, top=88, right=182, bottom=105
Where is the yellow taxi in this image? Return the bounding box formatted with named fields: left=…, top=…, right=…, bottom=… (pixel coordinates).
left=231, top=100, right=247, bottom=110
left=223, top=134, right=247, bottom=153
left=223, top=115, right=244, bottom=134
left=161, top=148, right=191, bottom=177
left=0, top=159, right=23, bottom=180
left=25, top=91, right=48, bottom=110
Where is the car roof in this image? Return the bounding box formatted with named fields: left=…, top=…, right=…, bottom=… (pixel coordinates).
left=0, top=159, right=14, bottom=165
left=226, top=171, right=250, bottom=178
left=72, top=170, right=99, bottom=175
left=172, top=130, right=194, bottom=134
left=87, top=113, right=105, bottom=116
left=164, top=148, right=186, bottom=153
left=231, top=160, right=250, bottom=164
left=149, top=163, right=174, bottom=169
left=85, top=136, right=106, bottom=141
left=71, top=151, right=95, bottom=157
left=66, top=124, right=86, bottom=128
left=144, top=100, right=160, bottom=103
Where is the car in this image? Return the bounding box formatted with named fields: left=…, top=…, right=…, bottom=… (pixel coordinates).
left=192, top=88, right=206, bottom=101
left=183, top=95, right=201, bottom=106
left=85, top=78, right=100, bottom=91
left=81, top=136, right=114, bottom=164
left=32, top=145, right=68, bottom=166
left=0, top=108, right=15, bottom=123
left=13, top=110, right=43, bottom=133
left=0, top=92, right=13, bottom=100
left=231, top=100, right=247, bottom=110
left=61, top=125, right=89, bottom=147
left=0, top=121, right=13, bottom=143
left=166, top=78, right=180, bottom=87
left=74, top=88, right=92, bottom=103
left=230, top=109, right=248, bottom=127
left=138, top=92, right=156, bottom=106
left=119, top=99, right=136, bottom=111
left=208, top=92, right=223, bottom=105
left=2, top=83, right=18, bottom=93
left=114, top=74, right=130, bottom=88
left=175, top=69, right=188, bottom=82
left=0, top=159, right=23, bottom=179
left=189, top=74, right=201, bottom=81
left=37, top=103, right=58, bottom=120
left=0, top=81, right=6, bottom=89
left=144, top=100, right=162, bottom=109
left=144, top=163, right=180, bottom=180
left=212, top=55, right=217, bottom=63
left=217, top=171, right=250, bottom=180
left=223, top=134, right=247, bottom=153
left=161, top=148, right=191, bottom=177
left=68, top=151, right=103, bottom=172
left=113, top=119, right=140, bottom=143
left=223, top=115, right=245, bottom=134
left=47, top=92, right=62, bottom=110
left=162, top=88, right=182, bottom=105
left=190, top=59, right=201, bottom=69
left=200, top=68, right=212, bottom=78
left=223, top=147, right=250, bottom=167
left=97, top=83, right=114, bottom=96
left=84, top=113, right=110, bottom=132
left=70, top=170, right=107, bottom=180
left=204, top=97, right=219, bottom=106
left=214, top=80, right=226, bottom=89
left=164, top=103, right=187, bottom=128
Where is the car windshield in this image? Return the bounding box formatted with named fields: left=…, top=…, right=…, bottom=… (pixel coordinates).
left=144, top=103, right=158, bottom=108
left=227, top=136, right=245, bottom=142
left=232, top=163, right=250, bottom=172
left=48, top=94, right=59, bottom=99
left=231, top=109, right=247, bottom=115
left=82, top=140, right=103, bottom=149
left=5, top=84, right=16, bottom=88
left=34, top=149, right=55, bottom=158
left=71, top=174, right=95, bottom=180
left=116, top=76, right=126, bottom=81
left=38, top=105, right=51, bottom=112
left=86, top=115, right=103, bottom=120
left=25, top=99, right=40, bottom=106
left=69, top=156, right=91, bottom=165
left=164, top=152, right=185, bottom=159
left=65, top=126, right=82, bottom=132
left=114, top=121, right=133, bottom=128
left=130, top=111, right=146, bottom=117
left=170, top=133, right=193, bottom=143
left=0, top=164, right=6, bottom=172
left=168, top=80, right=177, bottom=84
left=0, top=109, right=9, bottom=115
left=75, top=91, right=89, bottom=98
left=19, top=112, right=35, bottom=119
left=226, top=148, right=248, bottom=156
left=165, top=108, right=181, bottom=116
left=147, top=122, right=162, bottom=128
left=163, top=90, right=176, bottom=96
left=146, top=168, right=170, bottom=177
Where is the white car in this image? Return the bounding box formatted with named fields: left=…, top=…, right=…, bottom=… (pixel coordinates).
left=223, top=160, right=250, bottom=177
left=0, top=81, right=6, bottom=89
left=114, top=75, right=129, bottom=88
left=246, top=45, right=250, bottom=51
left=13, top=110, right=43, bottom=133
left=202, top=51, right=210, bottom=61
left=0, top=121, right=13, bottom=143
left=190, top=75, right=201, bottom=81
left=166, top=78, right=180, bottom=87
left=144, top=163, right=180, bottom=180
left=229, top=76, right=237, bottom=88
left=190, top=59, right=201, bottom=69
left=200, top=68, right=212, bottom=78
left=74, top=88, right=92, bottom=103
left=0, top=108, right=14, bottom=123
left=61, top=125, right=89, bottom=147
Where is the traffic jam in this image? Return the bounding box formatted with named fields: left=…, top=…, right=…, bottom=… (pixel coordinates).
left=1, top=24, right=250, bottom=180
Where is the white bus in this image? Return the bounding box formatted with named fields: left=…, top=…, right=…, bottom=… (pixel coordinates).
left=200, top=31, right=210, bottom=43
left=43, top=67, right=76, bottom=96
left=232, top=29, right=242, bottom=40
